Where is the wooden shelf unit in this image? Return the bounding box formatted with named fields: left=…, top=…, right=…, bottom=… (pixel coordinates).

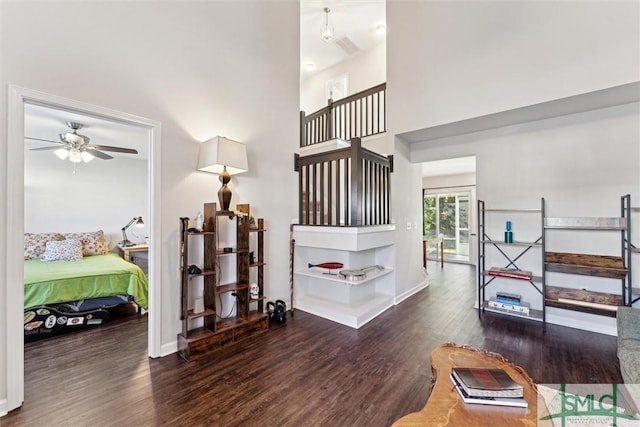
left=177, top=202, right=268, bottom=361
left=542, top=194, right=631, bottom=316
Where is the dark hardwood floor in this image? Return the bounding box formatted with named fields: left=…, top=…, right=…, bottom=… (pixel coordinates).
left=3, top=263, right=622, bottom=426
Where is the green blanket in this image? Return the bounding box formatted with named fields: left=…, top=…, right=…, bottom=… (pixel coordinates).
left=24, top=253, right=148, bottom=310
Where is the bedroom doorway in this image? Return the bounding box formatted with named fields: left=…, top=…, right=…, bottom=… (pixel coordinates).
left=6, top=85, right=162, bottom=413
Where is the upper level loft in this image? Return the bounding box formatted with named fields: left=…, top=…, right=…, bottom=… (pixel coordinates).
left=295, top=83, right=390, bottom=228
left=300, top=83, right=386, bottom=148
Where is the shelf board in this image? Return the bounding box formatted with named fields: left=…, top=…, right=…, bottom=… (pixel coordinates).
left=545, top=285, right=622, bottom=317
left=187, top=231, right=216, bottom=236
left=545, top=252, right=627, bottom=279
left=249, top=296, right=267, bottom=303
left=480, top=270, right=542, bottom=283
left=631, top=247, right=640, bottom=254
left=186, top=308, right=215, bottom=321
left=216, top=316, right=247, bottom=332
left=180, top=327, right=215, bottom=342
left=217, top=282, right=249, bottom=294
left=544, top=217, right=626, bottom=230
left=295, top=266, right=394, bottom=285
left=187, top=269, right=216, bottom=278
left=481, top=301, right=543, bottom=322
left=480, top=240, right=542, bottom=247
left=249, top=262, right=267, bottom=268
left=215, top=210, right=236, bottom=218
left=216, top=249, right=249, bottom=256
left=249, top=228, right=266, bottom=233
left=480, top=208, right=541, bottom=213
left=247, top=311, right=268, bottom=322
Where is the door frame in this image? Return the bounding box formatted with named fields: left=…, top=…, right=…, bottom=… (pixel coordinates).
left=5, top=85, right=162, bottom=413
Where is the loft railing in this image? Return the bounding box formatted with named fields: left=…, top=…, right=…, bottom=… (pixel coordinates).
left=300, top=83, right=386, bottom=148
left=294, top=137, right=393, bottom=227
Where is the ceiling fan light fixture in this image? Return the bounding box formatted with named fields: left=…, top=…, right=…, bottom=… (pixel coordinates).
left=54, top=148, right=69, bottom=160
left=81, top=151, right=95, bottom=163
left=376, top=25, right=386, bottom=36
left=320, top=7, right=334, bottom=42
left=68, top=148, right=82, bottom=163
left=61, top=132, right=86, bottom=145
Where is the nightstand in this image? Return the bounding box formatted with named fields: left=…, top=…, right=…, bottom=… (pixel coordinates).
left=118, top=243, right=149, bottom=263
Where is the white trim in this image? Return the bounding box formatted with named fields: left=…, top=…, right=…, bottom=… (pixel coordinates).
left=394, top=277, right=429, bottom=305
left=160, top=341, right=179, bottom=358
left=5, top=85, right=162, bottom=413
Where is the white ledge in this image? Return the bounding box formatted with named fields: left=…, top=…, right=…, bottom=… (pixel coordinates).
left=293, top=224, right=396, bottom=251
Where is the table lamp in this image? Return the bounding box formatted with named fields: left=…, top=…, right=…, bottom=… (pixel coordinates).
left=119, top=216, right=144, bottom=247
left=197, top=136, right=248, bottom=211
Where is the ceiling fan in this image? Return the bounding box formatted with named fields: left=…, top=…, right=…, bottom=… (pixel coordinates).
left=26, top=121, right=138, bottom=163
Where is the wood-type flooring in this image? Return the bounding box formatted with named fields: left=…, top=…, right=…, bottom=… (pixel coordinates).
left=3, top=263, right=622, bottom=426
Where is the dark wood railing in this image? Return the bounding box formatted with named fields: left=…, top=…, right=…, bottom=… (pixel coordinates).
left=294, top=138, right=393, bottom=227
left=300, top=83, right=386, bottom=147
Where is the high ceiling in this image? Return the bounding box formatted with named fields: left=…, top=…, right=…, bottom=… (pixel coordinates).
left=301, top=0, right=386, bottom=75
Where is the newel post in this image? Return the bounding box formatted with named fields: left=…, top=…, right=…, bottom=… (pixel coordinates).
left=349, top=137, right=363, bottom=226
left=299, top=110, right=306, bottom=147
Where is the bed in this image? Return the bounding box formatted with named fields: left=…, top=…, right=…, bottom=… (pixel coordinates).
left=23, top=231, right=149, bottom=341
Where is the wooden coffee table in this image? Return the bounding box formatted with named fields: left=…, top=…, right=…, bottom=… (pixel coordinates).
left=393, top=343, right=544, bottom=426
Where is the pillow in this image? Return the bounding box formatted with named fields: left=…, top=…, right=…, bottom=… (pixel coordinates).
left=41, top=239, right=83, bottom=262
left=63, top=230, right=108, bottom=256
left=24, top=232, right=65, bottom=260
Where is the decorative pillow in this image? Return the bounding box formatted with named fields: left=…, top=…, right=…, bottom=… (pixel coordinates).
left=41, top=239, right=83, bottom=262
left=24, top=232, right=65, bottom=260
left=63, top=230, right=108, bottom=256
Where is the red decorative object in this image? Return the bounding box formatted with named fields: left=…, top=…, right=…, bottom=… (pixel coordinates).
left=308, top=262, right=344, bottom=270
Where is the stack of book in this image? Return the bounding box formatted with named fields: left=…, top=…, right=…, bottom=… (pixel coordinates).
left=488, top=291, right=530, bottom=315
left=487, top=267, right=533, bottom=280
left=449, top=367, right=527, bottom=408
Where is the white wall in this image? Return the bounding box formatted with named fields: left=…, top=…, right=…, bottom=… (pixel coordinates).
left=386, top=0, right=640, bottom=332
left=24, top=152, right=149, bottom=248
left=300, top=42, right=386, bottom=114
left=388, top=0, right=640, bottom=133
left=1, top=1, right=299, bottom=413
left=412, top=102, right=640, bottom=334
left=423, top=173, right=476, bottom=189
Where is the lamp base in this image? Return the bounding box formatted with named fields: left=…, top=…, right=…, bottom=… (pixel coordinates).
left=218, top=184, right=232, bottom=212
left=218, top=166, right=232, bottom=211
left=118, top=240, right=135, bottom=247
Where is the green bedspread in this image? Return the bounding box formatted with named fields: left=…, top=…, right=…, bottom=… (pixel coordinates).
left=24, top=253, right=149, bottom=310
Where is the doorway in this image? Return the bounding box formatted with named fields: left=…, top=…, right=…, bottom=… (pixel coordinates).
left=6, top=85, right=162, bottom=413
left=423, top=191, right=471, bottom=263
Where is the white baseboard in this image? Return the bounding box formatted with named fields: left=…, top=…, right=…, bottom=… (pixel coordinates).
left=394, top=278, right=429, bottom=305
left=0, top=398, right=8, bottom=418
left=159, top=340, right=178, bottom=357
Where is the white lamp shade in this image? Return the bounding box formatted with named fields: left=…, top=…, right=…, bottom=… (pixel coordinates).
left=197, top=136, right=248, bottom=175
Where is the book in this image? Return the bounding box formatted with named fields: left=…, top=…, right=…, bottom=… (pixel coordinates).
left=488, top=298, right=530, bottom=315
left=451, top=367, right=524, bottom=398
left=488, top=268, right=533, bottom=280
left=495, top=297, right=522, bottom=305
left=496, top=291, right=521, bottom=302
left=450, top=374, right=528, bottom=408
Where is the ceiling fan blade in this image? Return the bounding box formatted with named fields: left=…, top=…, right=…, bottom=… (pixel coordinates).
left=89, top=144, right=138, bottom=154
left=85, top=148, right=114, bottom=160
left=29, top=146, right=64, bottom=151
left=25, top=136, right=63, bottom=145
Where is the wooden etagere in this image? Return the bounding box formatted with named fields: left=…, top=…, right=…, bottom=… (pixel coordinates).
left=177, top=202, right=268, bottom=361
left=543, top=194, right=631, bottom=318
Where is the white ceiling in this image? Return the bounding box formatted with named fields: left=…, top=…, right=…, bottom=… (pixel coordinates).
left=24, top=102, right=149, bottom=161
left=301, top=0, right=386, bottom=74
